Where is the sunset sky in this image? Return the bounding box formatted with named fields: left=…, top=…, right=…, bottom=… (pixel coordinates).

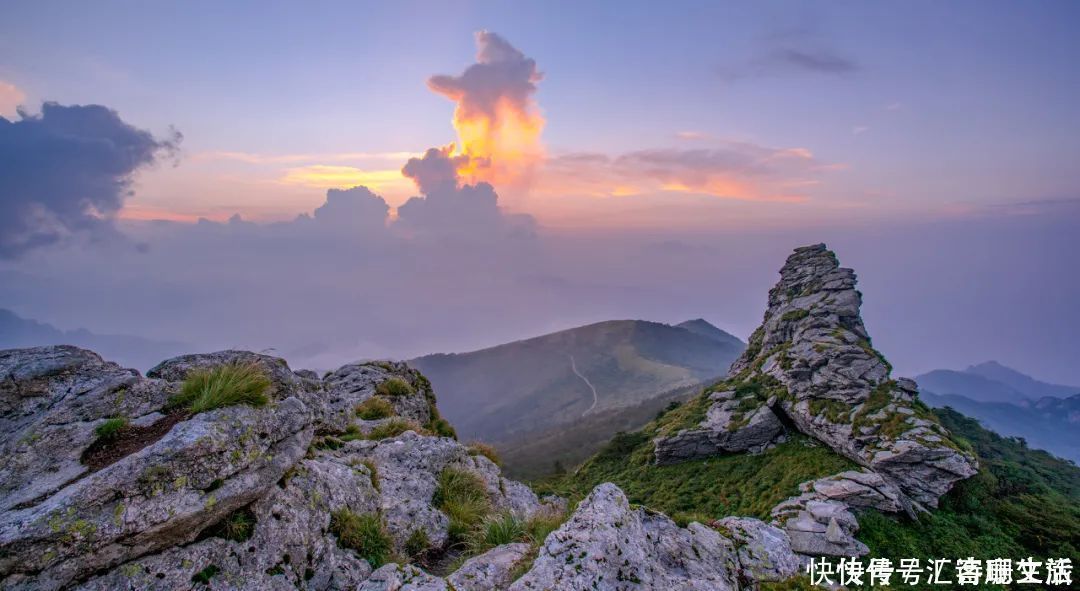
left=2, top=1, right=1079, bottom=382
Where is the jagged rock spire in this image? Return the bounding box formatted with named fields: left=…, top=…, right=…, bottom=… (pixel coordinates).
left=656, top=243, right=977, bottom=514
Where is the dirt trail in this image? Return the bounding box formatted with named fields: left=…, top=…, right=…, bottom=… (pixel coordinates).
left=568, top=354, right=598, bottom=416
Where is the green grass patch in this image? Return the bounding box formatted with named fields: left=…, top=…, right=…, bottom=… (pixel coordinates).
left=433, top=466, right=492, bottom=544
left=191, top=564, right=219, bottom=585
left=366, top=418, right=428, bottom=440
left=539, top=433, right=855, bottom=520
left=169, top=362, right=270, bottom=413
left=404, top=528, right=431, bottom=559
left=330, top=509, right=392, bottom=568
left=94, top=417, right=129, bottom=441
left=781, top=309, right=809, bottom=322
left=375, top=377, right=415, bottom=397
left=356, top=397, right=394, bottom=420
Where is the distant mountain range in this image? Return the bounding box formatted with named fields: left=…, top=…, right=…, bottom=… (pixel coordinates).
left=409, top=319, right=744, bottom=477
left=915, top=361, right=1079, bottom=463
left=0, top=308, right=189, bottom=371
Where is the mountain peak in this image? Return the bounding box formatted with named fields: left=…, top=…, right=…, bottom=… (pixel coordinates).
left=674, top=318, right=743, bottom=348
left=657, top=243, right=978, bottom=512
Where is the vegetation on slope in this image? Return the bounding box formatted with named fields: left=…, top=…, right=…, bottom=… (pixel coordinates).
left=858, top=407, right=1079, bottom=567
left=535, top=395, right=857, bottom=522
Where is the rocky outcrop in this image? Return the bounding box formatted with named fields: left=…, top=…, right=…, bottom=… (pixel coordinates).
left=654, top=389, right=784, bottom=464
left=509, top=483, right=742, bottom=590
left=655, top=245, right=976, bottom=512
left=0, top=346, right=553, bottom=590
left=723, top=244, right=978, bottom=509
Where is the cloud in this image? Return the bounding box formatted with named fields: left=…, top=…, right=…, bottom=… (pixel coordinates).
left=427, top=31, right=545, bottom=186
left=397, top=145, right=535, bottom=238
left=537, top=142, right=825, bottom=202
left=719, top=28, right=859, bottom=82
left=0, top=81, right=25, bottom=119
left=0, top=102, right=180, bottom=257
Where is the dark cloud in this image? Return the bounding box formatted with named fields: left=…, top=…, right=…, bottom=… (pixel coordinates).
left=0, top=102, right=180, bottom=257
left=719, top=25, right=859, bottom=82
left=398, top=145, right=534, bottom=238
left=311, top=186, right=389, bottom=232
left=427, top=31, right=542, bottom=121
left=772, top=48, right=858, bottom=74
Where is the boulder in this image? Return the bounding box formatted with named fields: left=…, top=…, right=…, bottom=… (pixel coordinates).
left=509, top=483, right=740, bottom=590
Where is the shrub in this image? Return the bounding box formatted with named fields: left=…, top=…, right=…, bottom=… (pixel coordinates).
left=170, top=362, right=271, bottom=413
left=356, top=397, right=394, bottom=420
left=375, top=377, right=414, bottom=397
left=467, top=442, right=502, bottom=466
left=433, top=466, right=491, bottom=543
left=95, top=417, right=129, bottom=441
left=404, top=528, right=431, bottom=558
left=329, top=509, right=392, bottom=568
left=366, top=418, right=426, bottom=440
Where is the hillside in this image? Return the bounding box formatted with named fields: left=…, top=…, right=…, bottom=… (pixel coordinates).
left=0, top=308, right=188, bottom=372
left=409, top=318, right=744, bottom=445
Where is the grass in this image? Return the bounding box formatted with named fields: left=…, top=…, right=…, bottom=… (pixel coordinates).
left=433, top=466, right=492, bottom=544
left=169, top=362, right=271, bottom=413
left=330, top=509, right=393, bottom=568
left=470, top=512, right=527, bottom=551
left=405, top=528, right=431, bottom=558
left=367, top=418, right=428, bottom=440
left=467, top=442, right=502, bottom=466
left=191, top=564, right=219, bottom=585
left=218, top=508, right=256, bottom=542
left=94, top=417, right=129, bottom=441
left=538, top=433, right=856, bottom=521
left=356, top=397, right=394, bottom=420
left=376, top=377, right=415, bottom=397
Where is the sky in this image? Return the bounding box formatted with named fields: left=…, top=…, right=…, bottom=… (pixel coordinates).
left=2, top=1, right=1079, bottom=383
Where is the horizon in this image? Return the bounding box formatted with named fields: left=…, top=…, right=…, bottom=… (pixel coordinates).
left=2, top=2, right=1079, bottom=383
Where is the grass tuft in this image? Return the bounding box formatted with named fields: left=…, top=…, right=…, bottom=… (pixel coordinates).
left=366, top=418, right=427, bottom=440
left=433, top=466, right=491, bottom=544
left=467, top=442, right=502, bottom=466
left=95, top=417, right=129, bottom=441
left=356, top=397, right=394, bottom=420
left=169, top=362, right=271, bottom=413
left=404, top=528, right=431, bottom=558
left=375, top=377, right=415, bottom=397
left=330, top=509, right=392, bottom=568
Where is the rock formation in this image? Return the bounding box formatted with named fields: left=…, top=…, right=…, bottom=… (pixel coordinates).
left=655, top=243, right=979, bottom=557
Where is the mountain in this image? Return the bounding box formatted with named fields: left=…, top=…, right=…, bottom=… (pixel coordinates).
left=544, top=244, right=1079, bottom=572
left=915, top=361, right=1077, bottom=404
left=408, top=318, right=744, bottom=447
left=0, top=308, right=188, bottom=371
left=919, top=390, right=1080, bottom=463
left=965, top=360, right=1079, bottom=398
left=914, top=361, right=1079, bottom=462
left=914, top=368, right=1028, bottom=404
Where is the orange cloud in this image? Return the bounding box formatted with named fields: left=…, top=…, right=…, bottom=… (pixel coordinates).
left=0, top=81, right=26, bottom=119
left=428, top=31, right=544, bottom=187
left=279, top=165, right=410, bottom=192
left=533, top=143, right=826, bottom=203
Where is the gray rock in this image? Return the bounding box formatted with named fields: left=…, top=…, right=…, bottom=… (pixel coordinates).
left=653, top=403, right=783, bottom=465
left=360, top=564, right=448, bottom=591
left=446, top=542, right=531, bottom=591
left=509, top=483, right=740, bottom=590
left=715, top=517, right=802, bottom=582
